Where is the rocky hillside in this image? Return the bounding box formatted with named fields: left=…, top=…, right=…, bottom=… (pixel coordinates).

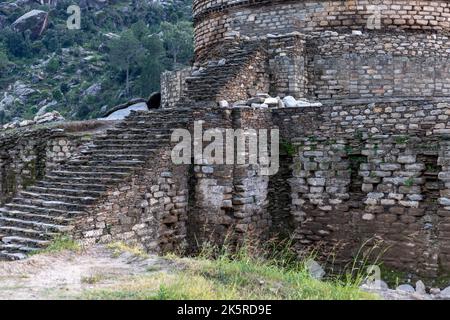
left=0, top=0, right=193, bottom=123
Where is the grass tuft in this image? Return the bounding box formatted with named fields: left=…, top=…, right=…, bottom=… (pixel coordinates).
left=107, top=242, right=149, bottom=259
left=33, top=236, right=81, bottom=255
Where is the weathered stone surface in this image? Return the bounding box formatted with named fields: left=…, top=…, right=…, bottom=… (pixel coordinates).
left=396, top=284, right=415, bottom=293
left=102, top=102, right=148, bottom=120
left=11, top=10, right=48, bottom=39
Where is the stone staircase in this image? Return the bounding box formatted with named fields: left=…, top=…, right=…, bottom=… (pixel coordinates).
left=185, top=41, right=263, bottom=102
left=0, top=109, right=192, bottom=260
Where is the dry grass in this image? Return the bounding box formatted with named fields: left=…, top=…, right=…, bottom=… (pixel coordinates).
left=83, top=242, right=377, bottom=300
left=106, top=242, right=149, bottom=259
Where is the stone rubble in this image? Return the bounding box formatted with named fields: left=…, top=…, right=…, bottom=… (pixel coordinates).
left=2, top=111, right=65, bottom=130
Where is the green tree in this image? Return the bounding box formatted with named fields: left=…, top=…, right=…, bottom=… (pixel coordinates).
left=161, top=21, right=193, bottom=66
left=1, top=29, right=31, bottom=58
left=0, top=46, right=10, bottom=75
left=46, top=57, right=60, bottom=73
left=108, top=29, right=146, bottom=97
left=136, top=34, right=165, bottom=96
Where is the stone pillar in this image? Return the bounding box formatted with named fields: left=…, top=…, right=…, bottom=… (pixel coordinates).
left=160, top=67, right=192, bottom=108
left=267, top=33, right=306, bottom=99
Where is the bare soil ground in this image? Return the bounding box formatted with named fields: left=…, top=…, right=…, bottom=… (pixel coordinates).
left=0, top=245, right=176, bottom=300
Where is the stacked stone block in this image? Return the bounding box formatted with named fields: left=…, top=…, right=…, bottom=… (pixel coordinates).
left=161, top=68, right=192, bottom=109
left=76, top=149, right=190, bottom=253
left=0, top=127, right=94, bottom=204
left=193, top=0, right=450, bottom=62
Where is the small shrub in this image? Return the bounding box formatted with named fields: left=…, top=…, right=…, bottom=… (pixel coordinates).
left=280, top=140, right=296, bottom=157
left=81, top=274, right=104, bottom=285
left=107, top=242, right=148, bottom=258
left=404, top=177, right=414, bottom=187
left=35, top=236, right=81, bottom=254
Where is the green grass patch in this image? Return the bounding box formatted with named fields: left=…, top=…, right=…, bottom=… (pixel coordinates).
left=83, top=243, right=377, bottom=300
left=33, top=236, right=81, bottom=255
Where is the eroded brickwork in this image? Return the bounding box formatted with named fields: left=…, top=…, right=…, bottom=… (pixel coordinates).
left=193, top=0, right=450, bottom=61
left=74, top=148, right=190, bottom=253
left=0, top=127, right=94, bottom=204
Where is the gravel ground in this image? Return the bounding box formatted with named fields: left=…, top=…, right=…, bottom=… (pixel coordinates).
left=0, top=245, right=175, bottom=300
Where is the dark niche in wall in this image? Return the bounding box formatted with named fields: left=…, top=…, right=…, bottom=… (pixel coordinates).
left=186, top=161, right=199, bottom=254
left=268, top=154, right=294, bottom=239
left=348, top=154, right=367, bottom=196
left=418, top=153, right=442, bottom=213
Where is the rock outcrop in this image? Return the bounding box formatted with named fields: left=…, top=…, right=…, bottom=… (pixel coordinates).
left=11, top=10, right=48, bottom=39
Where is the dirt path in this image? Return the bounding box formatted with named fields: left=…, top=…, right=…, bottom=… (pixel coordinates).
left=0, top=245, right=175, bottom=300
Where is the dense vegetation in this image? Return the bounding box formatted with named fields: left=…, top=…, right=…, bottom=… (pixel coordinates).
left=0, top=0, right=193, bottom=122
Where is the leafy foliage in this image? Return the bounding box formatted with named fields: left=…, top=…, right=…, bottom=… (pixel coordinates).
left=0, top=0, right=194, bottom=121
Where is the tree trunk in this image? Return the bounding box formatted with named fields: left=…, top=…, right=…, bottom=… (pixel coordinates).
left=126, top=64, right=130, bottom=97
left=173, top=48, right=178, bottom=65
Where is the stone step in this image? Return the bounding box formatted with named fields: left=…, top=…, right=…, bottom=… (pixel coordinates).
left=126, top=117, right=190, bottom=122
left=64, top=160, right=144, bottom=169
left=116, top=118, right=187, bottom=124
left=11, top=197, right=88, bottom=212
left=4, top=203, right=84, bottom=217
left=98, top=133, right=172, bottom=141
left=94, top=139, right=169, bottom=146
left=0, top=243, right=38, bottom=253
left=50, top=170, right=129, bottom=179
left=44, top=175, right=123, bottom=185
left=66, top=156, right=149, bottom=167
left=81, top=149, right=158, bottom=156
left=2, top=235, right=50, bottom=248
left=66, top=153, right=148, bottom=161
left=19, top=191, right=97, bottom=206
left=89, top=146, right=161, bottom=154
left=0, top=251, right=27, bottom=261
left=36, top=181, right=109, bottom=192
left=0, top=216, right=70, bottom=233
left=26, top=186, right=104, bottom=198
left=0, top=108, right=191, bottom=259
left=126, top=111, right=192, bottom=117
left=122, top=121, right=190, bottom=126
left=0, top=226, right=58, bottom=241
left=105, top=128, right=174, bottom=135
left=0, top=208, right=73, bottom=225
left=61, top=165, right=137, bottom=173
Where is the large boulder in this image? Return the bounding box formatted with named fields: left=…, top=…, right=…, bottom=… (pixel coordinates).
left=83, top=83, right=102, bottom=97
left=0, top=3, right=20, bottom=15
left=0, top=81, right=36, bottom=112
left=101, top=102, right=148, bottom=121
left=11, top=10, right=49, bottom=39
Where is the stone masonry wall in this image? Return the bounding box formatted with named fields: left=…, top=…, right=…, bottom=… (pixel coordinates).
left=186, top=108, right=272, bottom=251
left=73, top=147, right=190, bottom=254
left=272, top=101, right=450, bottom=278
left=161, top=68, right=192, bottom=109
left=175, top=102, right=450, bottom=277
left=0, top=127, right=93, bottom=204
left=268, top=33, right=307, bottom=98
left=193, top=0, right=450, bottom=61
left=162, top=29, right=450, bottom=108
left=305, top=31, right=450, bottom=101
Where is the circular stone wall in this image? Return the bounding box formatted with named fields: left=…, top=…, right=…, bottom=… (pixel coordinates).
left=193, top=0, right=450, bottom=60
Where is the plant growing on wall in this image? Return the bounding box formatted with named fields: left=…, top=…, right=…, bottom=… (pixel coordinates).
left=280, top=139, right=296, bottom=156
